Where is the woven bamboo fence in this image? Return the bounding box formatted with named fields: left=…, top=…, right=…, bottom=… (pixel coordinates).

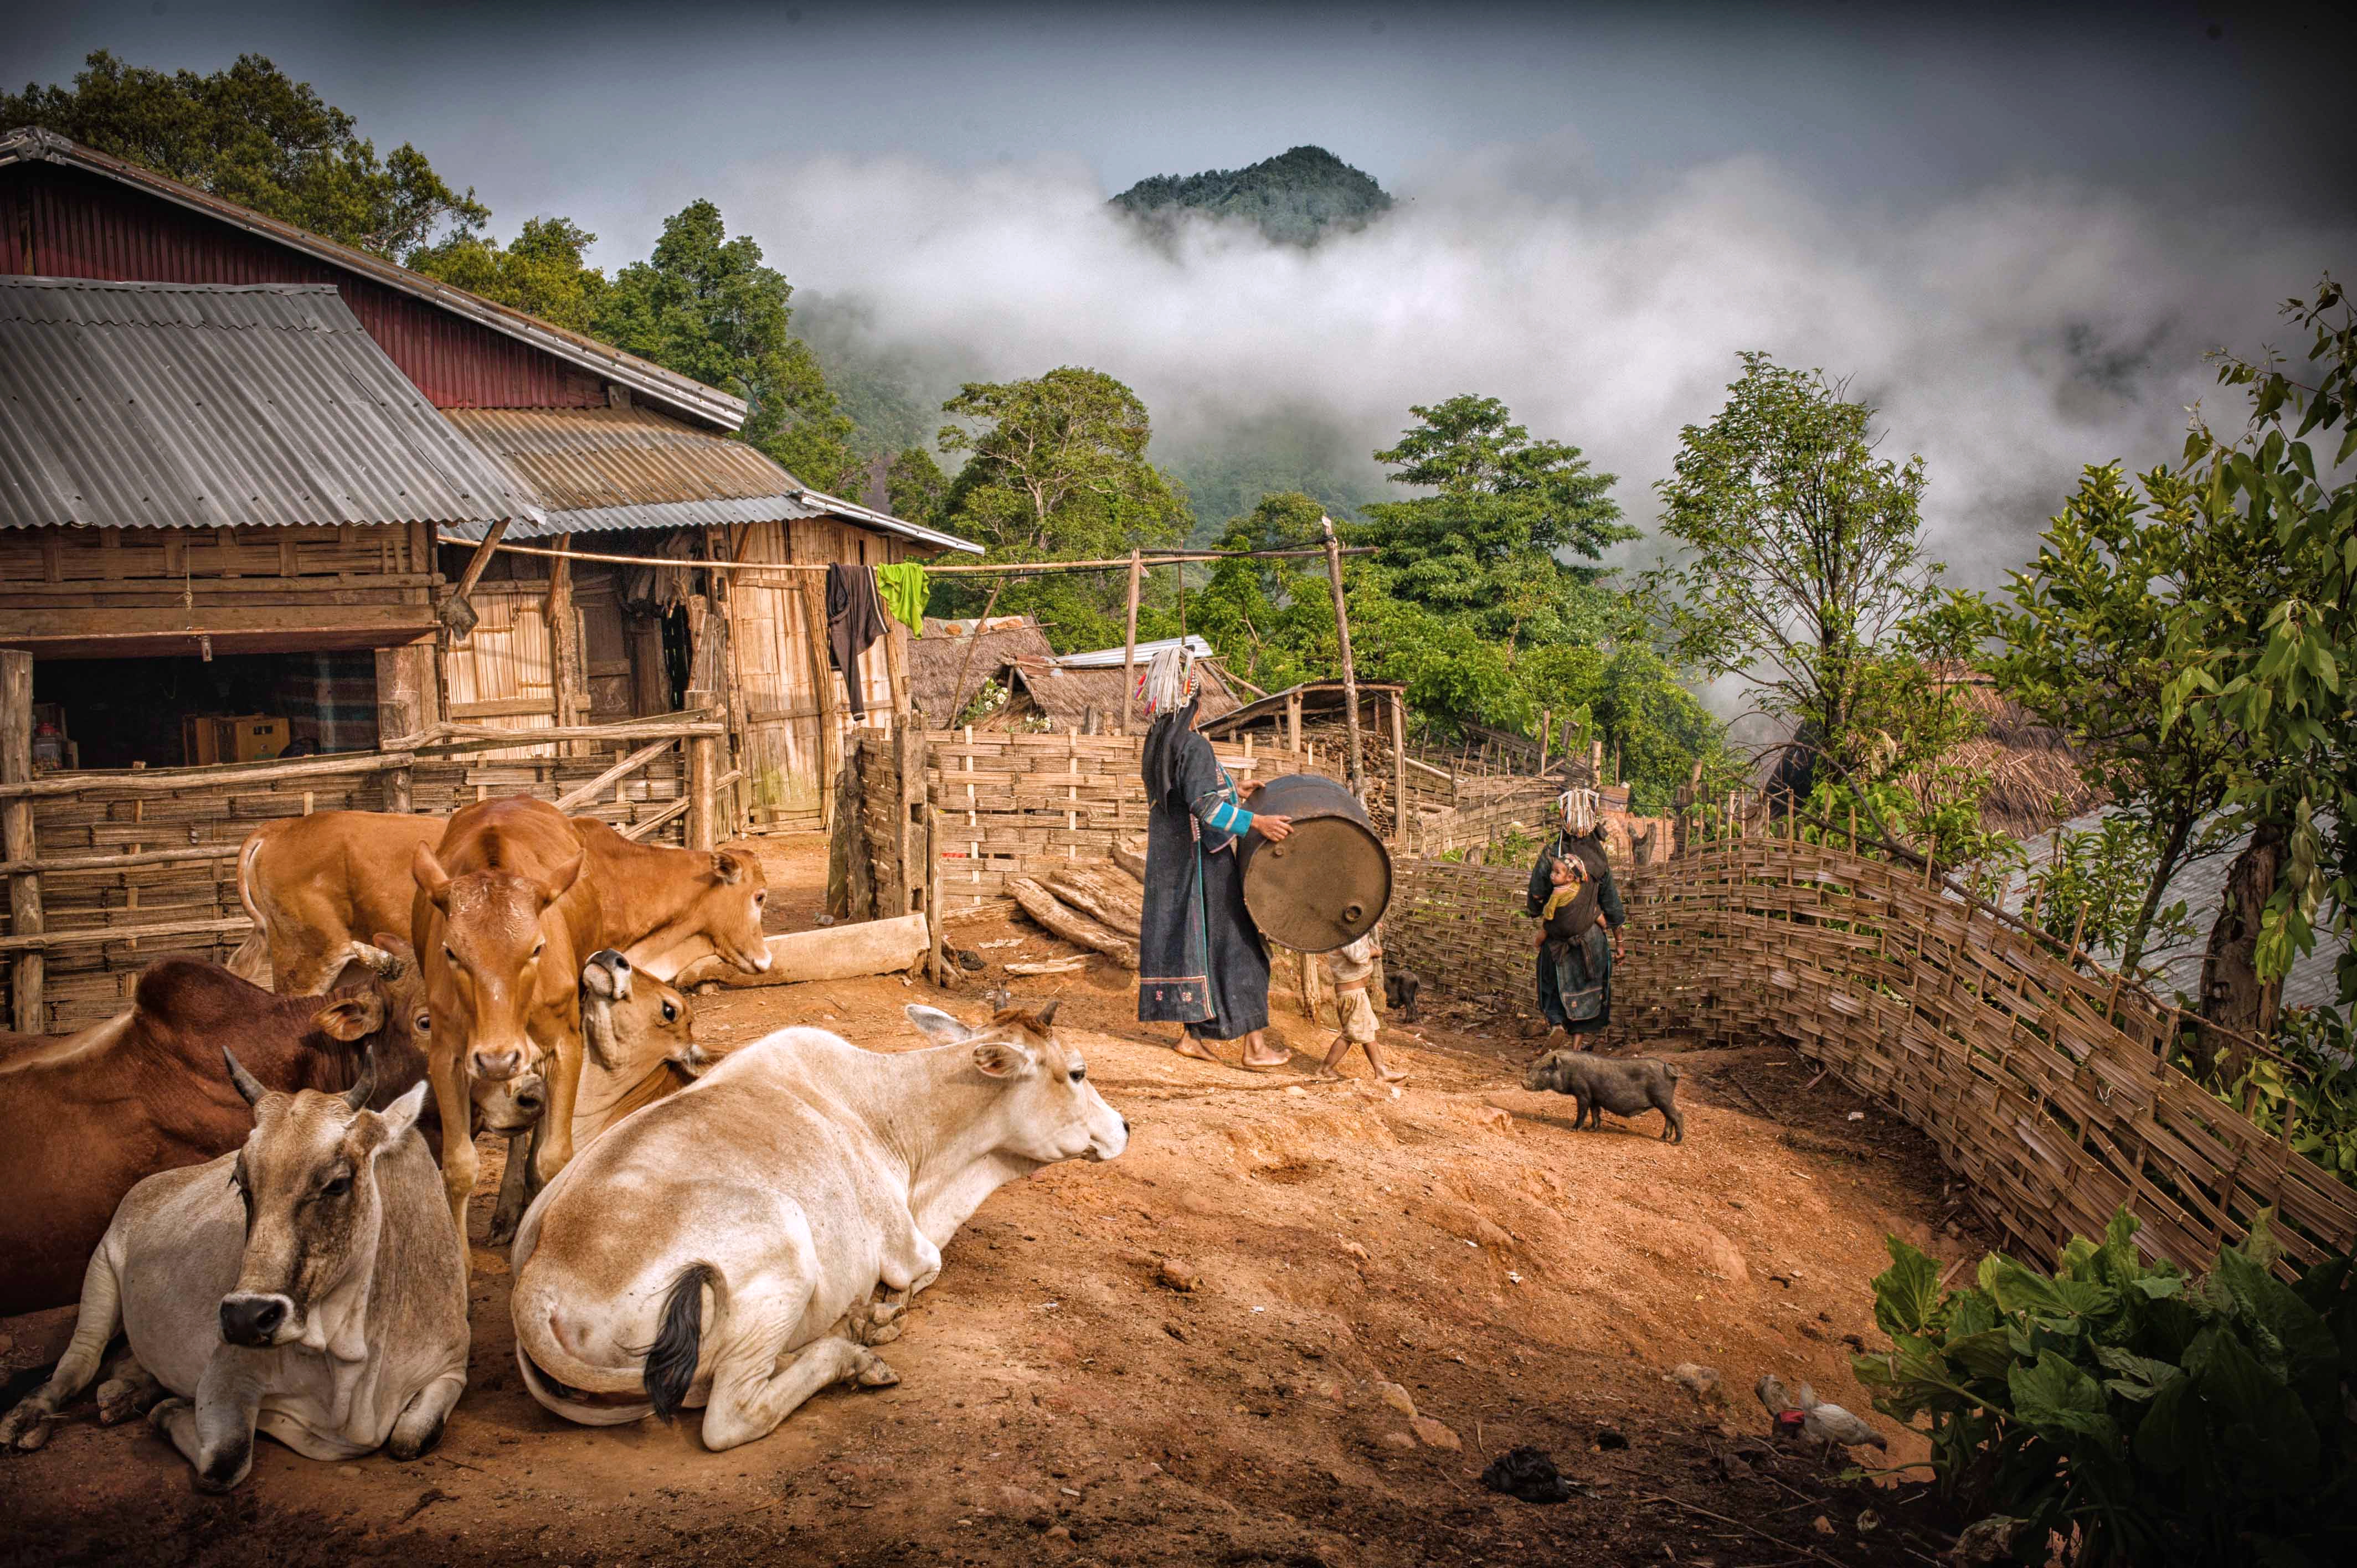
left=1386, top=836, right=2357, bottom=1277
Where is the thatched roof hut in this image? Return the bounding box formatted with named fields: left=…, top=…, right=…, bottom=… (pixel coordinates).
left=1926, top=668, right=2099, bottom=838
left=908, top=617, right=1243, bottom=732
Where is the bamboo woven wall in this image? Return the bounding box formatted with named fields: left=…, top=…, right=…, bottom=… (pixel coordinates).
left=1386, top=838, right=2357, bottom=1277
left=3, top=748, right=686, bottom=1030
left=925, top=728, right=1347, bottom=910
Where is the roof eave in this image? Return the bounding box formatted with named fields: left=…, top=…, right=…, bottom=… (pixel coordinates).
left=0, top=127, right=749, bottom=433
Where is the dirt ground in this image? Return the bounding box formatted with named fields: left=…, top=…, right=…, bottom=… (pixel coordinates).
left=0, top=834, right=1995, bottom=1567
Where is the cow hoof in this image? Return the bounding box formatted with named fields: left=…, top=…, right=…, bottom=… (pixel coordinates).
left=485, top=1215, right=519, bottom=1247
left=146, top=1397, right=192, bottom=1435
left=96, top=1379, right=158, bottom=1426
left=863, top=1322, right=904, bottom=1347
left=851, top=1351, right=899, bottom=1389
left=0, top=1404, right=53, bottom=1452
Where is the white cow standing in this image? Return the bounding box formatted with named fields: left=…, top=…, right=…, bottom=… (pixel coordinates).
left=510, top=1002, right=1127, bottom=1450
left=0, top=1055, right=467, bottom=1490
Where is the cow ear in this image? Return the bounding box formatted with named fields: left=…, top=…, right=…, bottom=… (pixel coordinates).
left=710, top=851, right=744, bottom=885
left=411, top=844, right=454, bottom=911
left=904, top=1004, right=972, bottom=1046
left=372, top=1081, right=430, bottom=1146
left=313, top=993, right=387, bottom=1043
left=543, top=848, right=585, bottom=902
left=972, top=1039, right=1036, bottom=1080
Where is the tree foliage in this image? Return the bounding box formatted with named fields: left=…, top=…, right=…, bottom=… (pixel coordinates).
left=408, top=216, right=607, bottom=334
left=937, top=368, right=1191, bottom=559
left=1355, top=394, right=1630, bottom=648
left=1110, top=145, right=1392, bottom=246
left=594, top=200, right=857, bottom=494
left=1643, top=353, right=1942, bottom=780
left=884, top=446, right=951, bottom=529
left=3, top=50, right=486, bottom=257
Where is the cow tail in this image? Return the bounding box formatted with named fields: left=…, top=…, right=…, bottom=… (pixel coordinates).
left=225, top=832, right=272, bottom=983
left=642, top=1262, right=717, bottom=1422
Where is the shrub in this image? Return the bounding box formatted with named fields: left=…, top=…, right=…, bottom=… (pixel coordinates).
left=1855, top=1208, right=2356, bottom=1565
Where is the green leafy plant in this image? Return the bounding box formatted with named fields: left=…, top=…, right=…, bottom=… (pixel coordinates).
left=2025, top=817, right=2200, bottom=971
left=1857, top=1208, right=2357, bottom=1565
left=2215, top=1006, right=2357, bottom=1186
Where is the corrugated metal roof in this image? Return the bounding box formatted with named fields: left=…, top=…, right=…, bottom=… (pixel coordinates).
left=0, top=276, right=538, bottom=530
left=1056, top=634, right=1216, bottom=668
left=439, top=406, right=983, bottom=553
left=1, top=126, right=747, bottom=431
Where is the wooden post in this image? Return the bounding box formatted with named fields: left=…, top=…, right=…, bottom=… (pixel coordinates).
left=2, top=651, right=42, bottom=1032
left=1120, top=548, right=1143, bottom=735
left=687, top=734, right=717, bottom=852
left=791, top=528, right=841, bottom=835
left=1538, top=708, right=1550, bottom=771
left=438, top=518, right=510, bottom=637
left=1320, top=517, right=1365, bottom=797
left=948, top=577, right=1006, bottom=730
left=546, top=534, right=586, bottom=755
left=1389, top=691, right=1408, bottom=848
left=1285, top=688, right=1303, bottom=754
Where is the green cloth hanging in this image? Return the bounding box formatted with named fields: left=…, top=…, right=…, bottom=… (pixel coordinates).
left=873, top=561, right=929, bottom=635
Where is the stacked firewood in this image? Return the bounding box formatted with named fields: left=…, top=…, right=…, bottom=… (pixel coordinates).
left=1005, top=839, right=1153, bottom=969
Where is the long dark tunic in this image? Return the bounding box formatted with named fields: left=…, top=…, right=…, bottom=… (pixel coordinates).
left=1137, top=724, right=1270, bottom=1040
left=1527, top=829, right=1624, bottom=1033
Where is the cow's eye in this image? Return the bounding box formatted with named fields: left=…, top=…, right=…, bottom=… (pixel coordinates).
left=414, top=1013, right=432, bottom=1034
left=319, top=1174, right=352, bottom=1200
left=754, top=891, right=766, bottom=905
left=1069, top=1067, right=1086, bottom=1083
left=531, top=939, right=546, bottom=960
left=442, top=946, right=459, bottom=966
left=661, top=1002, right=678, bottom=1023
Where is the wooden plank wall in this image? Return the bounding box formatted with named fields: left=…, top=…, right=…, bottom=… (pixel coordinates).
left=1383, top=838, right=2357, bottom=1280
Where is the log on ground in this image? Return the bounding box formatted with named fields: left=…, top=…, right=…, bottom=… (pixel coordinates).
left=670, top=914, right=932, bottom=989
left=1048, top=864, right=1143, bottom=936
left=1008, top=878, right=1139, bottom=968
left=1112, top=837, right=1147, bottom=883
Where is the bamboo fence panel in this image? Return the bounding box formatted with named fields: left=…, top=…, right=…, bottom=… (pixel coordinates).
left=1385, top=835, right=2357, bottom=1278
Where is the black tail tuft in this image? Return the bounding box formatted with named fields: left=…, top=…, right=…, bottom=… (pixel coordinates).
left=643, top=1262, right=713, bottom=1422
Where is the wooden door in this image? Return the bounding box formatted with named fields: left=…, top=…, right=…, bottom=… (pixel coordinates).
left=440, top=584, right=558, bottom=758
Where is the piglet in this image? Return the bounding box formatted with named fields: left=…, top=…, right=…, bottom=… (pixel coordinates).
left=1524, top=1050, right=1684, bottom=1142
left=1384, top=968, right=1422, bottom=1023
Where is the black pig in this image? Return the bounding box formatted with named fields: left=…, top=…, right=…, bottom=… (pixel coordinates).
left=1524, top=1050, right=1684, bottom=1142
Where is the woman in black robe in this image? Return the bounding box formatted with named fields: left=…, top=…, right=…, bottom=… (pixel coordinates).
left=1527, top=787, right=1626, bottom=1050
left=1135, top=653, right=1293, bottom=1068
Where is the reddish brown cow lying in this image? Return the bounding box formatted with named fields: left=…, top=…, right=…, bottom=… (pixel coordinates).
left=232, top=811, right=770, bottom=995
left=0, top=947, right=432, bottom=1318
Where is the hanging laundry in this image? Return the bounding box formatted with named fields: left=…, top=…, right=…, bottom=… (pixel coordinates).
left=873, top=561, right=929, bottom=636
left=825, top=562, right=889, bottom=718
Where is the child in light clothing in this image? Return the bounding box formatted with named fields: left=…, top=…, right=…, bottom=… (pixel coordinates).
left=1319, top=928, right=1407, bottom=1084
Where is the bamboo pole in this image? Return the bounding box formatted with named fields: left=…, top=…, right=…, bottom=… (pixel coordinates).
left=1390, top=691, right=1409, bottom=847
left=1320, top=517, right=1365, bottom=796
left=553, top=737, right=678, bottom=814
left=436, top=532, right=1373, bottom=576
left=686, top=734, right=717, bottom=852
left=1120, top=548, right=1143, bottom=734
left=950, top=577, right=1007, bottom=730
left=2, top=651, right=41, bottom=1029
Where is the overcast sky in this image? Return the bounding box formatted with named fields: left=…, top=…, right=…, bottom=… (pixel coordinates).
left=8, top=1, right=2349, bottom=583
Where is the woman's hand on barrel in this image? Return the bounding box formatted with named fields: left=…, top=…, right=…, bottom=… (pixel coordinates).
left=1252, top=813, right=1294, bottom=842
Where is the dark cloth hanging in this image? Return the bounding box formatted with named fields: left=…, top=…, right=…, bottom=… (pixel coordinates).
left=1527, top=829, right=1624, bottom=1033
left=825, top=563, right=889, bottom=718
left=1137, top=709, right=1270, bottom=1040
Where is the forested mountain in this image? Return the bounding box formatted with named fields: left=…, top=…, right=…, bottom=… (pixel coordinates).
left=1110, top=145, right=1392, bottom=245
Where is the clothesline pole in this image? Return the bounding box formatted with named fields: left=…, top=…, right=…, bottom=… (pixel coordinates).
left=1320, top=515, right=1366, bottom=798
left=1120, top=548, right=1142, bottom=735
left=948, top=577, right=1006, bottom=729
left=433, top=533, right=1372, bottom=576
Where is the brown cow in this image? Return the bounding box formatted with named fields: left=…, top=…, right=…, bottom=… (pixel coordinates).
left=410, top=797, right=593, bottom=1254
left=233, top=811, right=770, bottom=995
left=0, top=947, right=433, bottom=1318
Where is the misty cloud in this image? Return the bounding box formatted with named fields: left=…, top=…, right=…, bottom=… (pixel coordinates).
left=721, top=143, right=2349, bottom=586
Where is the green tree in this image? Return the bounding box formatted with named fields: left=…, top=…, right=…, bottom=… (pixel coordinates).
left=884, top=446, right=951, bottom=529
left=594, top=200, right=857, bottom=493
left=1517, top=641, right=1738, bottom=815
left=408, top=216, right=607, bottom=333
left=1643, top=353, right=1943, bottom=787
left=1989, top=464, right=2241, bottom=973
left=3, top=50, right=486, bottom=256
left=1188, top=492, right=1334, bottom=692
left=2161, top=277, right=2357, bottom=1048
left=1355, top=395, right=1630, bottom=647
left=936, top=368, right=1191, bottom=559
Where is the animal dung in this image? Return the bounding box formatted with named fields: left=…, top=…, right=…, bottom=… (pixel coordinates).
left=1479, top=1445, right=1573, bottom=1504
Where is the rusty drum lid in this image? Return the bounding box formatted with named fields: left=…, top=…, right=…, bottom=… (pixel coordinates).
left=1238, top=773, right=1391, bottom=953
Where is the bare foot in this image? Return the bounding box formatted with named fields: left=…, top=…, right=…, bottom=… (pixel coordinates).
left=1375, top=1065, right=1410, bottom=1085
left=1239, top=1034, right=1290, bottom=1070
left=1175, top=1034, right=1222, bottom=1064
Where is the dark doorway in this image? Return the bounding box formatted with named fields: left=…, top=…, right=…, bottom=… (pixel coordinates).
left=32, top=651, right=380, bottom=770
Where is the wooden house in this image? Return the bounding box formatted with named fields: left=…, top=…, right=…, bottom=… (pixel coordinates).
left=0, top=125, right=977, bottom=827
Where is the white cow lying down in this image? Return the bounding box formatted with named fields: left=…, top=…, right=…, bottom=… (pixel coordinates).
left=0, top=1056, right=467, bottom=1490
left=510, top=1002, right=1128, bottom=1450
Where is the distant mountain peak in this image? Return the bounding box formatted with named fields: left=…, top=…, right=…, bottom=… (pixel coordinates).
left=1111, top=145, right=1392, bottom=245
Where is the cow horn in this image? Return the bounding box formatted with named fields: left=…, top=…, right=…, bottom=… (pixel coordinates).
left=350, top=942, right=403, bottom=979
left=343, top=1055, right=378, bottom=1113
left=222, top=1048, right=267, bottom=1107
left=1035, top=998, right=1061, bottom=1029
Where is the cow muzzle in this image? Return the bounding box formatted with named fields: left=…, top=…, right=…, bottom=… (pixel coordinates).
left=219, top=1292, right=297, bottom=1348
left=471, top=1045, right=528, bottom=1081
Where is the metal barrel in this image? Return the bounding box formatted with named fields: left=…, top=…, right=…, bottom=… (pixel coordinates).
left=1237, top=773, right=1391, bottom=953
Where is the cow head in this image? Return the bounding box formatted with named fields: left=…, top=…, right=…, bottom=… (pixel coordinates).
left=311, top=935, right=433, bottom=1106
left=580, top=949, right=702, bottom=1079
left=699, top=849, right=772, bottom=975
left=905, top=1001, right=1128, bottom=1165
left=413, top=842, right=580, bottom=1081
left=217, top=1049, right=429, bottom=1350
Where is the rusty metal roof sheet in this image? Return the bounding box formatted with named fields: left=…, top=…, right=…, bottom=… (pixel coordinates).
left=441, top=405, right=982, bottom=553
left=0, top=276, right=539, bottom=530
left=1, top=126, right=747, bottom=431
